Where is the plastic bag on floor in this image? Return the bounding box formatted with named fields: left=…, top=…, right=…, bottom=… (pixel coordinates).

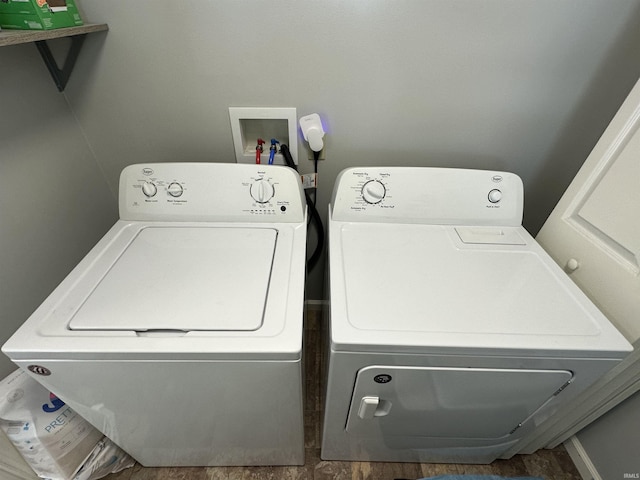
left=73, top=437, right=134, bottom=480
left=0, top=369, right=134, bottom=480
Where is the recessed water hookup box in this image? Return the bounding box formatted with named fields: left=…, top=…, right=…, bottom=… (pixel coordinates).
left=229, top=107, right=298, bottom=165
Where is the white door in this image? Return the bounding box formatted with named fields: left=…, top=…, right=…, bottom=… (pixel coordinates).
left=506, top=77, right=640, bottom=456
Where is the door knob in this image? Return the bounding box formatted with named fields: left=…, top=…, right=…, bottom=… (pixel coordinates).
left=565, top=258, right=580, bottom=273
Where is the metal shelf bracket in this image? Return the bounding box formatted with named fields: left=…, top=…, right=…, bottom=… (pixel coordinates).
left=35, top=34, right=86, bottom=92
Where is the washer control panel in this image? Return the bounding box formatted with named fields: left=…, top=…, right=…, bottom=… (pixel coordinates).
left=119, top=163, right=305, bottom=222
left=331, top=167, right=523, bottom=226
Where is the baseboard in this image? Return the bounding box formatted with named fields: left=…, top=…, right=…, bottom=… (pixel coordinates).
left=564, top=435, right=601, bottom=480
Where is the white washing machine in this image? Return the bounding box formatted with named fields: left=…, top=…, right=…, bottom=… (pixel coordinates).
left=321, top=167, right=632, bottom=464
left=2, top=163, right=307, bottom=467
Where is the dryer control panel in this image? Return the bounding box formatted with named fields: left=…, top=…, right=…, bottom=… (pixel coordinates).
left=119, top=163, right=306, bottom=222
left=331, top=167, right=524, bottom=226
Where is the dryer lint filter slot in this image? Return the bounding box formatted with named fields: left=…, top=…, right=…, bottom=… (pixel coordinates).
left=455, top=226, right=526, bottom=245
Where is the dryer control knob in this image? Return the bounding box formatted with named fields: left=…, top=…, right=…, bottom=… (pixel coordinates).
left=251, top=179, right=275, bottom=203
left=488, top=189, right=502, bottom=203
left=142, top=181, right=157, bottom=198
left=362, top=180, right=386, bottom=204
left=167, top=182, right=184, bottom=197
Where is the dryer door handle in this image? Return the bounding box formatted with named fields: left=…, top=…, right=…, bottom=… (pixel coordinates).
left=357, top=396, right=392, bottom=419
left=357, top=396, right=379, bottom=419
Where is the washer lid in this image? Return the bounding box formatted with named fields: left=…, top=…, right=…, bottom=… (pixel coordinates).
left=69, top=227, right=277, bottom=332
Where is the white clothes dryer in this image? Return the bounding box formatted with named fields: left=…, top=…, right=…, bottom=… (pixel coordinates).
left=3, top=163, right=307, bottom=467
left=321, top=167, right=631, bottom=464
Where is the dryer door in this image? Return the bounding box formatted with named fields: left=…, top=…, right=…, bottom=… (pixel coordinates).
left=345, top=365, right=572, bottom=440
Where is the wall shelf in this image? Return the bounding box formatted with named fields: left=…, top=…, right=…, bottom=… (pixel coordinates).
left=0, top=23, right=108, bottom=91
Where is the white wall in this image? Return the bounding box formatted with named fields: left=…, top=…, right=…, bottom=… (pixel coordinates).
left=2, top=1, right=640, bottom=380
left=0, top=45, right=117, bottom=379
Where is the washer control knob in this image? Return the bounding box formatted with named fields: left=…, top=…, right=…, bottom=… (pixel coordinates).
left=167, top=182, right=184, bottom=197
left=251, top=179, right=275, bottom=203
left=362, top=180, right=386, bottom=204
left=488, top=189, right=502, bottom=203
left=142, top=181, right=157, bottom=198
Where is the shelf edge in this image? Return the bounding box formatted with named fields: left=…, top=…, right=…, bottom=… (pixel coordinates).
left=0, top=23, right=108, bottom=47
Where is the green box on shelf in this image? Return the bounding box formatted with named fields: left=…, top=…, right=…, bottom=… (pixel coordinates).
left=0, top=0, right=83, bottom=30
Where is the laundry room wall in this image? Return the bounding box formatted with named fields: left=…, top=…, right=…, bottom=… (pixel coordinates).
left=0, top=46, right=117, bottom=379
